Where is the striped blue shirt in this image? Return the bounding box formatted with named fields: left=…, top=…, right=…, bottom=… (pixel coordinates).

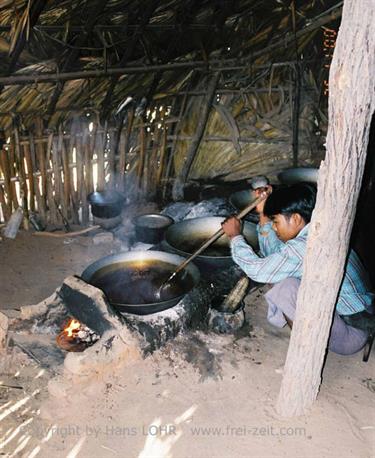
left=230, top=222, right=374, bottom=316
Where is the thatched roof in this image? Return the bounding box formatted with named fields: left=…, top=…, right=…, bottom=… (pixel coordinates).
left=0, top=0, right=342, bottom=128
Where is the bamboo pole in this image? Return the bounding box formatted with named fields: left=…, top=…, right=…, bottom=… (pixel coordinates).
left=23, top=140, right=35, bottom=212
left=0, top=146, right=16, bottom=212
left=68, top=119, right=80, bottom=224
left=45, top=131, right=58, bottom=224
left=51, top=136, right=65, bottom=221
left=156, top=127, right=167, bottom=190
left=149, top=122, right=162, bottom=197
left=163, top=93, right=188, bottom=200
left=118, top=108, right=135, bottom=194
left=108, top=128, right=116, bottom=188
left=137, top=126, right=146, bottom=199
left=86, top=123, right=96, bottom=194
left=28, top=132, right=45, bottom=221
left=117, top=131, right=126, bottom=191
left=35, top=119, right=47, bottom=215
left=58, top=125, right=72, bottom=221
left=96, top=122, right=106, bottom=191
left=75, top=124, right=87, bottom=224
left=0, top=184, right=10, bottom=220
left=13, top=125, right=29, bottom=220
left=7, top=133, right=18, bottom=210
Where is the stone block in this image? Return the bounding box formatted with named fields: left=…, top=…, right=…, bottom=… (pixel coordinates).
left=59, top=276, right=124, bottom=335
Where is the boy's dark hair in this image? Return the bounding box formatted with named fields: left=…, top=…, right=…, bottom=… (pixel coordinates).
left=264, top=182, right=317, bottom=223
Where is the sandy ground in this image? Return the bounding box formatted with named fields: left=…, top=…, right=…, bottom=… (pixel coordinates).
left=0, top=232, right=374, bottom=458
left=0, top=230, right=121, bottom=310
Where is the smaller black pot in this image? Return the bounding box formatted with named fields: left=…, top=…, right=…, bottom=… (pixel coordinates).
left=208, top=298, right=245, bottom=333
left=133, top=213, right=174, bottom=244
left=88, top=190, right=125, bottom=219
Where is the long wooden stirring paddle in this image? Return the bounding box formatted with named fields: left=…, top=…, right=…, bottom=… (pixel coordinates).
left=157, top=193, right=267, bottom=297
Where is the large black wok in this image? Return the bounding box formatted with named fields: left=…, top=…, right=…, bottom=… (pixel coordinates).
left=81, top=251, right=200, bottom=315
left=229, top=190, right=259, bottom=223
left=278, top=167, right=318, bottom=184
left=164, top=216, right=258, bottom=268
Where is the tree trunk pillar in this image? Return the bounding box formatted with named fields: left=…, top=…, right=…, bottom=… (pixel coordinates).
left=276, top=0, right=375, bottom=417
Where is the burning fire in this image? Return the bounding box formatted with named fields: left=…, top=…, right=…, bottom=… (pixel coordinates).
left=64, top=318, right=81, bottom=337
left=57, top=317, right=99, bottom=352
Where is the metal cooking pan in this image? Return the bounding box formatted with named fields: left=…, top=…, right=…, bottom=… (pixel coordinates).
left=164, top=216, right=259, bottom=268
left=278, top=167, right=318, bottom=184
left=81, top=251, right=200, bottom=315
left=87, top=190, right=125, bottom=218
left=229, top=190, right=259, bottom=223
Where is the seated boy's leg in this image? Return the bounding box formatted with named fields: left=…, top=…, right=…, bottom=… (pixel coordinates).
left=264, top=278, right=300, bottom=328
left=265, top=278, right=368, bottom=355
left=328, top=313, right=368, bottom=355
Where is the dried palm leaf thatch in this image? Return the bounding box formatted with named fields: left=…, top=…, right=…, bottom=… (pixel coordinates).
left=172, top=89, right=319, bottom=182
left=0, top=1, right=339, bottom=96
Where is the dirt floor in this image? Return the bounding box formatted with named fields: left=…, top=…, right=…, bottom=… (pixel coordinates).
left=0, top=230, right=122, bottom=310
left=0, top=231, right=374, bottom=458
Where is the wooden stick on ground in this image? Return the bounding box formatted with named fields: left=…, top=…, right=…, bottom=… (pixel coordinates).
left=34, top=225, right=100, bottom=238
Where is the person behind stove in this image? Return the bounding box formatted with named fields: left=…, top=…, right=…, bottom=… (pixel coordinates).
left=221, top=181, right=374, bottom=355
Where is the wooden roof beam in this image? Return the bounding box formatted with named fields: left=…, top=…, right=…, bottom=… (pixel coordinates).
left=0, top=60, right=314, bottom=86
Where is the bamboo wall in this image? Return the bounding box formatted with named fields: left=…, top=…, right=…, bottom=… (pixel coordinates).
left=0, top=109, right=173, bottom=226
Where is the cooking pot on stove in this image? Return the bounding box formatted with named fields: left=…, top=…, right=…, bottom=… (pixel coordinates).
left=277, top=167, right=318, bottom=185
left=133, top=214, right=174, bottom=244
left=164, top=216, right=258, bottom=268
left=229, top=190, right=259, bottom=223
left=88, top=190, right=125, bottom=218
left=81, top=250, right=200, bottom=315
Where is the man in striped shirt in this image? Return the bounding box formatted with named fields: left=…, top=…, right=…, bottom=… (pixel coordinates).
left=221, top=183, right=374, bottom=355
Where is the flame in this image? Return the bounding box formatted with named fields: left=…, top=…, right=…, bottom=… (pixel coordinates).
left=64, top=319, right=81, bottom=338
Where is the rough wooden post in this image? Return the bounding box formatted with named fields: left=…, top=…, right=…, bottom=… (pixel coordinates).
left=172, top=72, right=220, bottom=201
left=277, top=0, right=375, bottom=417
